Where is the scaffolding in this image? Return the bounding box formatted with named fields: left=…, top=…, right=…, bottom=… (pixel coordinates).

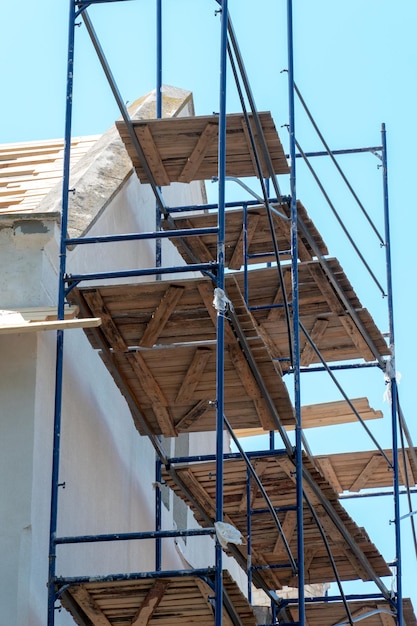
left=46, top=1, right=417, bottom=625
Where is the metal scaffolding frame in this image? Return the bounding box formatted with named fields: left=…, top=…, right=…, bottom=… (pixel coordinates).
left=46, top=1, right=415, bottom=625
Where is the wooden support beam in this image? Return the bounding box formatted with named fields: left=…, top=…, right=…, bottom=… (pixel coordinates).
left=140, top=285, right=185, bottom=348
left=299, top=318, right=329, bottom=366
left=69, top=586, right=112, bottom=626
left=176, top=347, right=212, bottom=402
left=307, top=263, right=375, bottom=361
left=241, top=117, right=268, bottom=177
left=349, top=455, right=384, bottom=492
left=83, top=290, right=128, bottom=352
left=131, top=580, right=168, bottom=626
left=237, top=459, right=269, bottom=514
left=178, top=122, right=218, bottom=183
left=266, top=271, right=293, bottom=323
left=177, top=468, right=235, bottom=527
left=181, top=218, right=213, bottom=263
left=272, top=509, right=297, bottom=559
left=398, top=449, right=416, bottom=487
left=99, top=350, right=155, bottom=438
left=228, top=212, right=260, bottom=270
left=316, top=511, right=370, bottom=582
left=338, top=314, right=376, bottom=363
left=126, top=351, right=177, bottom=437
left=376, top=603, right=397, bottom=626
left=175, top=399, right=212, bottom=431
left=228, top=342, right=275, bottom=431
left=134, top=125, right=170, bottom=186
left=316, top=457, right=343, bottom=495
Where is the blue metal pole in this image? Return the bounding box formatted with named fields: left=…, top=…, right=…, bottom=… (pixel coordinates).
left=155, top=0, right=162, bottom=275
left=215, top=2, right=228, bottom=625
left=381, top=123, right=403, bottom=625
left=155, top=456, right=162, bottom=570
left=154, top=0, right=163, bottom=566
left=246, top=467, right=252, bottom=603
left=156, top=0, right=162, bottom=120
left=47, top=1, right=76, bottom=623
left=287, top=1, right=305, bottom=624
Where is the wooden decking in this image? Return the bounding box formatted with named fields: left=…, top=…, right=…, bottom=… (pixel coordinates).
left=69, top=274, right=295, bottom=437
left=70, top=260, right=388, bottom=437
left=161, top=202, right=328, bottom=268
left=59, top=572, right=257, bottom=626
left=315, top=447, right=417, bottom=494
left=116, top=112, right=289, bottom=186
left=232, top=263, right=389, bottom=367
left=163, top=454, right=391, bottom=590
left=286, top=598, right=416, bottom=626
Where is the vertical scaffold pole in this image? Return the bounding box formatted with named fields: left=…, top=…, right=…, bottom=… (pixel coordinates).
left=287, top=1, right=305, bottom=624
left=381, top=123, right=403, bottom=625
left=47, top=1, right=76, bottom=623
left=215, top=1, right=228, bottom=625
left=155, top=0, right=162, bottom=275
left=155, top=0, right=163, bottom=571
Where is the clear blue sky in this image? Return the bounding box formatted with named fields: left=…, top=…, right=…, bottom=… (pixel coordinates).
left=2, top=0, right=416, bottom=614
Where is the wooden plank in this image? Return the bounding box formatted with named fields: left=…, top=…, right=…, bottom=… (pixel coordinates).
left=131, top=580, right=168, bottom=626
left=134, top=125, right=171, bottom=186
left=240, top=117, right=268, bottom=177
left=299, top=318, right=329, bottom=366
left=126, top=351, right=177, bottom=437
left=117, top=112, right=289, bottom=185
left=140, top=285, right=185, bottom=348
left=83, top=290, right=128, bottom=352
left=175, top=399, right=212, bottom=431
left=197, top=280, right=274, bottom=428
left=376, top=603, right=397, bottom=626
left=272, top=510, right=297, bottom=558
left=307, top=263, right=375, bottom=361
left=398, top=449, right=415, bottom=487
left=228, top=341, right=275, bottom=431
left=178, top=122, right=218, bottom=182
left=228, top=213, right=260, bottom=270
left=13, top=305, right=79, bottom=321
left=176, top=347, right=212, bottom=402
left=238, top=460, right=269, bottom=514
left=177, top=218, right=213, bottom=264
left=349, top=455, right=383, bottom=492
left=315, top=457, right=343, bottom=494
left=69, top=586, right=112, bottom=626
left=235, top=397, right=382, bottom=437
left=265, top=271, right=293, bottom=322
left=338, top=314, right=376, bottom=362
left=315, top=510, right=370, bottom=582
left=0, top=317, right=101, bottom=334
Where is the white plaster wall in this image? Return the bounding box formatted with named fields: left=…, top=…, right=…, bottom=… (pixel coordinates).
left=31, top=174, right=231, bottom=625
left=0, top=169, right=243, bottom=624
left=0, top=333, right=36, bottom=625
left=67, top=172, right=206, bottom=284
left=0, top=220, right=57, bottom=625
